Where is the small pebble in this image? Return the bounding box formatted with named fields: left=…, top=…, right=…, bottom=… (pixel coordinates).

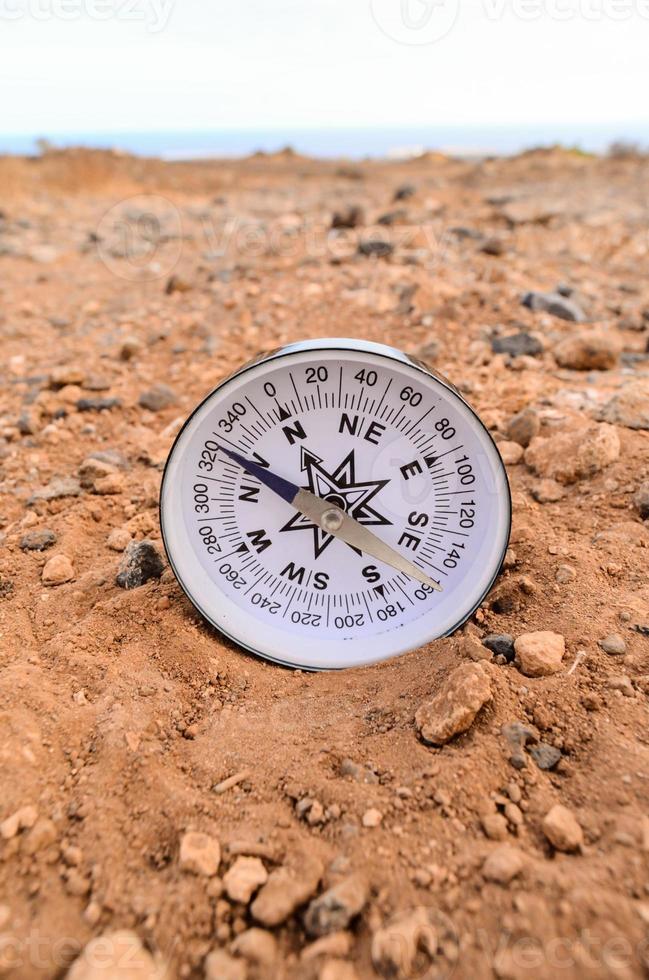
left=304, top=873, right=368, bottom=937
left=482, top=634, right=515, bottom=661
left=138, top=383, right=177, bottom=412
left=223, top=856, right=268, bottom=904
left=362, top=808, right=383, bottom=828
left=107, top=528, right=132, bottom=552
left=301, top=932, right=352, bottom=962
left=499, top=441, right=524, bottom=465
left=607, top=675, right=635, bottom=697
left=20, top=529, right=57, bottom=552
left=1, top=805, right=38, bottom=840
left=77, top=397, right=121, bottom=412
left=357, top=240, right=393, bottom=258
left=42, top=554, right=74, bottom=586
left=415, top=661, right=493, bottom=745
left=204, top=949, right=246, bottom=980
left=492, top=332, right=543, bottom=357
left=231, top=928, right=277, bottom=967
left=542, top=804, right=583, bottom=852
left=599, top=634, right=626, bottom=655
left=531, top=479, right=566, bottom=503
left=514, top=632, right=565, bottom=677
left=482, top=845, right=525, bottom=884
left=506, top=407, right=540, bottom=447
left=529, top=743, right=562, bottom=771
left=481, top=813, right=509, bottom=841
left=116, top=540, right=164, bottom=589
left=521, top=290, right=585, bottom=322
left=179, top=831, right=221, bottom=877
left=634, top=481, right=649, bottom=520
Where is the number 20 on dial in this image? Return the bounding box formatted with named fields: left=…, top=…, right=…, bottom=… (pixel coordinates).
left=160, top=339, right=511, bottom=669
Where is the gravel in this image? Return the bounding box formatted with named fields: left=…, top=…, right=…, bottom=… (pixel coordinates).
left=20, top=529, right=57, bottom=551
left=521, top=290, right=586, bottom=322
left=482, top=634, right=515, bottom=661
left=138, top=384, right=177, bottom=412
left=491, top=332, right=543, bottom=357
left=599, top=633, right=626, bottom=655
left=116, top=540, right=165, bottom=589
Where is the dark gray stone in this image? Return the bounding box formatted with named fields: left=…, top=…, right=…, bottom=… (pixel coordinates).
left=482, top=634, right=515, bottom=661
left=480, top=237, right=506, bottom=256
left=529, top=743, right=562, bottom=770
left=357, top=240, right=394, bottom=258
left=331, top=205, right=364, bottom=229
left=492, top=333, right=543, bottom=357
left=116, top=540, right=165, bottom=589
left=501, top=721, right=538, bottom=769
left=303, top=875, right=367, bottom=937
left=449, top=226, right=483, bottom=240
left=633, top=481, right=649, bottom=520
left=394, top=183, right=416, bottom=201
left=20, top=529, right=57, bottom=551
left=138, top=384, right=177, bottom=412
left=377, top=209, right=408, bottom=226
left=521, top=290, right=586, bottom=322
left=77, top=397, right=121, bottom=412
left=17, top=411, right=38, bottom=436
left=28, top=477, right=82, bottom=505
left=83, top=375, right=112, bottom=392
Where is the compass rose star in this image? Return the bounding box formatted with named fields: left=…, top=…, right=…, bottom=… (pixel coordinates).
left=279, top=448, right=392, bottom=559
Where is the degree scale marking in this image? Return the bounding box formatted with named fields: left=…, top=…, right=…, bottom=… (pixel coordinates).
left=181, top=356, right=480, bottom=640
left=188, top=363, right=479, bottom=616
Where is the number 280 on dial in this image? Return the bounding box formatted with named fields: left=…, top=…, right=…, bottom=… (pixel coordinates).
left=160, top=339, right=511, bottom=670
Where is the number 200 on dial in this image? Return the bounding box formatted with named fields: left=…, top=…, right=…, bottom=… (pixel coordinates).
left=160, top=339, right=511, bottom=670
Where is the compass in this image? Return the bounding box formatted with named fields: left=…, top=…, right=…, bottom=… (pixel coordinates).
left=160, top=339, right=511, bottom=670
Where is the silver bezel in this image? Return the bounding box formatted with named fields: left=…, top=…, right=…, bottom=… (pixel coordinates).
left=159, top=338, right=512, bottom=670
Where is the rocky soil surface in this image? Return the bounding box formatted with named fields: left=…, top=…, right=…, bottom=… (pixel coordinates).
left=1, top=146, right=649, bottom=979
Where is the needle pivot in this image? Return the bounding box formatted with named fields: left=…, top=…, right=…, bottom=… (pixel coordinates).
left=321, top=507, right=345, bottom=533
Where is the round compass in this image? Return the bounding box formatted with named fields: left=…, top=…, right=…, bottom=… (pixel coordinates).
left=160, top=339, right=511, bottom=670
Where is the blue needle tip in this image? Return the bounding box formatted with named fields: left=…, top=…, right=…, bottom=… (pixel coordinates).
left=217, top=443, right=299, bottom=505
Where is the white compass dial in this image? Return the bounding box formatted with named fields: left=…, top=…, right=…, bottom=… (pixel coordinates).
left=160, top=339, right=511, bottom=669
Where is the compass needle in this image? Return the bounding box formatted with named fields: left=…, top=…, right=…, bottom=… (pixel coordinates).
left=215, top=445, right=443, bottom=591
left=160, top=339, right=511, bottom=669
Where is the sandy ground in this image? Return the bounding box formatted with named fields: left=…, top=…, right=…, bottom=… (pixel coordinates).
left=1, top=146, right=649, bottom=980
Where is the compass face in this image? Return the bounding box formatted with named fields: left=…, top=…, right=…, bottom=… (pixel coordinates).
left=160, top=339, right=511, bottom=670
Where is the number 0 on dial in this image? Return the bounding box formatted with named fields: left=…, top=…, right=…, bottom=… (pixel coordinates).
left=160, top=339, right=511, bottom=669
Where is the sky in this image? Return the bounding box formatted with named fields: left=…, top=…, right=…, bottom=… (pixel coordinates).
left=1, top=0, right=648, bottom=135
